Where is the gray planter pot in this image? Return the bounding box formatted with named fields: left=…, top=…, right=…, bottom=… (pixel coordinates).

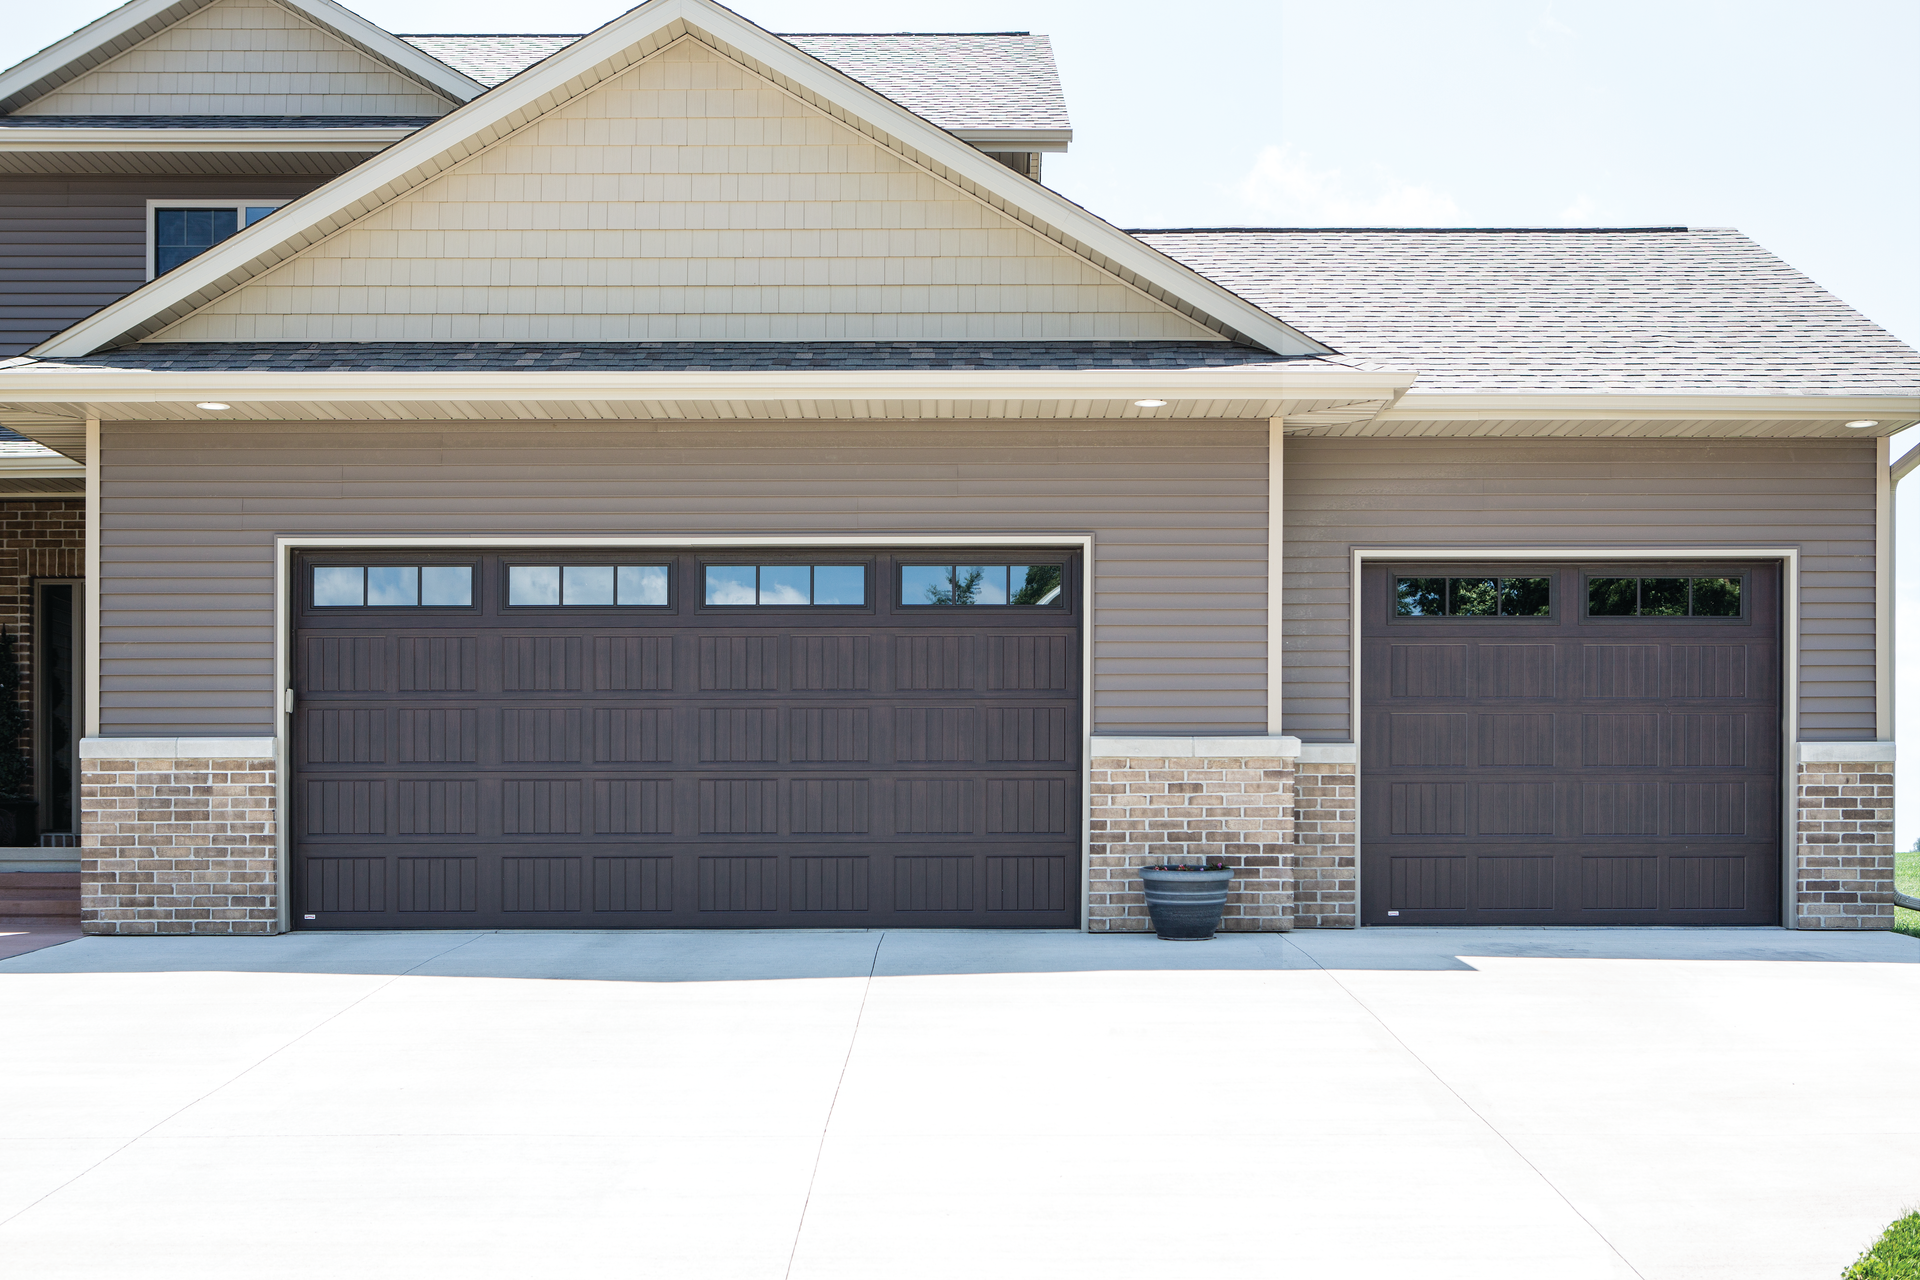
left=1139, top=867, right=1232, bottom=940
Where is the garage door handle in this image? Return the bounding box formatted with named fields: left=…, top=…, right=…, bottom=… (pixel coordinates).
left=284, top=688, right=294, bottom=714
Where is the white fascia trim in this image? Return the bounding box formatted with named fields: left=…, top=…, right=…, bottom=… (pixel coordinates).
left=953, top=129, right=1073, bottom=152
left=1378, top=392, right=1920, bottom=427
left=80, top=736, right=277, bottom=759
left=1090, top=735, right=1302, bottom=758
left=0, top=127, right=413, bottom=152
left=0, top=365, right=1413, bottom=408
left=1796, top=741, right=1896, bottom=764
left=26, top=0, right=1330, bottom=361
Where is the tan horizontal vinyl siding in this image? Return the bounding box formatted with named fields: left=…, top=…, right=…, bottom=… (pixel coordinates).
left=1283, top=436, right=1877, bottom=741
left=100, top=417, right=1269, bottom=736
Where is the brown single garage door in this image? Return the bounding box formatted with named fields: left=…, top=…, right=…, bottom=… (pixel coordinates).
left=1360, top=563, right=1781, bottom=925
left=292, top=548, right=1081, bottom=929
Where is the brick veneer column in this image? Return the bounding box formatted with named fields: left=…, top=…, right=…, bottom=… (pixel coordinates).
left=1794, top=757, right=1894, bottom=930
left=1290, top=760, right=1358, bottom=929
left=1087, top=753, right=1295, bottom=933
left=82, top=747, right=279, bottom=935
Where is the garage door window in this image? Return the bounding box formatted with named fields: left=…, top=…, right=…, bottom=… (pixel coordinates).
left=313, top=565, right=473, bottom=608
left=508, top=565, right=670, bottom=607
left=901, top=564, right=1065, bottom=607
left=702, top=564, right=866, bottom=606
left=1586, top=575, right=1742, bottom=618
left=1395, top=576, right=1550, bottom=618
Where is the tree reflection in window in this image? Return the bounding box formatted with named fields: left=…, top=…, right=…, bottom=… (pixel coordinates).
left=902, top=564, right=1064, bottom=606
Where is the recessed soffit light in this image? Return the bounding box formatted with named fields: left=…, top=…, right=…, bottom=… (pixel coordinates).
left=1845, top=419, right=1879, bottom=429
left=195, top=402, right=231, bottom=411
left=1133, top=399, right=1168, bottom=408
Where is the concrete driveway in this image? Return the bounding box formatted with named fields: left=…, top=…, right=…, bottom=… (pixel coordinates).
left=1, top=927, right=1915, bottom=1279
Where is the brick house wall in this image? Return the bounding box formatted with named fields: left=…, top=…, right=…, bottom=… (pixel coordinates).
left=1794, top=757, right=1895, bottom=929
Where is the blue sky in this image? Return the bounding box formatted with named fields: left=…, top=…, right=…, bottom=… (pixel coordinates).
left=9, top=0, right=1920, bottom=833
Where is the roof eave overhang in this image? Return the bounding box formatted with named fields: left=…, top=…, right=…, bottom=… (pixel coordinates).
left=24, top=0, right=1330, bottom=362
left=1380, top=392, right=1920, bottom=432
left=0, top=127, right=413, bottom=151
left=952, top=128, right=1072, bottom=153
left=0, top=365, right=1413, bottom=407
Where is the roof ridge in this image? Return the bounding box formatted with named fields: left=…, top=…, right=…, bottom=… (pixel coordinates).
left=398, top=31, right=1038, bottom=38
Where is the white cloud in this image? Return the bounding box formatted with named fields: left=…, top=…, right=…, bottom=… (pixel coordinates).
left=1236, top=146, right=1461, bottom=225
left=1527, top=8, right=1579, bottom=50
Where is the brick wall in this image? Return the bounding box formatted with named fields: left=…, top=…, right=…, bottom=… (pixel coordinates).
left=81, top=754, right=278, bottom=934
left=1087, top=754, right=1294, bottom=933
left=1292, top=760, right=1358, bottom=929
left=1794, top=758, right=1894, bottom=930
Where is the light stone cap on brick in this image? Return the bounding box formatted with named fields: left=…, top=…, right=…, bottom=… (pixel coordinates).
left=1795, top=740, right=1896, bottom=763
left=80, top=736, right=278, bottom=759
left=1089, top=735, right=1302, bottom=758
left=1295, top=742, right=1358, bottom=763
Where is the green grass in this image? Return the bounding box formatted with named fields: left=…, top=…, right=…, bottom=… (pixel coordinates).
left=1844, top=1212, right=1920, bottom=1278
left=1896, top=848, right=1920, bottom=941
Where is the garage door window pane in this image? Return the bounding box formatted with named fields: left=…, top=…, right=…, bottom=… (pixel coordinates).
left=313, top=566, right=364, bottom=606
left=1588, top=578, right=1637, bottom=616
left=1641, top=578, right=1688, bottom=616
left=563, top=565, right=615, bottom=606
left=1448, top=578, right=1498, bottom=616
left=510, top=565, right=561, bottom=606
left=1011, top=565, right=1063, bottom=606
left=1395, top=577, right=1444, bottom=616
left=812, top=565, right=865, bottom=605
left=618, top=565, right=668, bottom=606
left=1691, top=577, right=1741, bottom=617
left=1499, top=577, right=1551, bottom=617
left=421, top=566, right=472, bottom=607
left=367, top=567, right=417, bottom=607
left=901, top=565, right=951, bottom=605
left=705, top=566, right=757, bottom=605
left=759, top=566, right=810, bottom=605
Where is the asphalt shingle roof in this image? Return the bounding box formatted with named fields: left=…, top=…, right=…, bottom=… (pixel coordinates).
left=1135, top=227, right=1920, bottom=397
left=0, top=115, right=439, bottom=128
left=0, top=340, right=1295, bottom=375
left=401, top=32, right=1070, bottom=132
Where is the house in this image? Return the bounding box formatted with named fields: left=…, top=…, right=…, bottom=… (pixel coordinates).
left=0, top=0, right=1915, bottom=936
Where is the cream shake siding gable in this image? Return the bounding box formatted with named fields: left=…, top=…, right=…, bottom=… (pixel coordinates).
left=11, top=0, right=457, bottom=117
left=148, top=39, right=1219, bottom=344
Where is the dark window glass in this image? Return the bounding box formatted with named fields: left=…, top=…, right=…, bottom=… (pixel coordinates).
left=1641, top=577, right=1688, bottom=616
left=902, top=564, right=1064, bottom=607
left=1395, top=577, right=1445, bottom=616
left=1448, top=578, right=1498, bottom=616
left=1588, top=577, right=1637, bottom=616
left=154, top=207, right=239, bottom=275
left=1499, top=577, right=1551, bottom=617
left=1691, top=577, right=1741, bottom=617
left=1011, top=564, right=1064, bottom=606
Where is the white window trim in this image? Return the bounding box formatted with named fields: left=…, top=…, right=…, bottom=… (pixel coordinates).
left=145, top=199, right=290, bottom=281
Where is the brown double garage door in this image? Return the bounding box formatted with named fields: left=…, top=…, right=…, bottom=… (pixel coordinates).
left=1361, top=562, right=1783, bottom=925
left=292, top=548, right=1081, bottom=929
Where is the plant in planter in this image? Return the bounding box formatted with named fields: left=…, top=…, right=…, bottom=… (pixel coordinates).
left=1138, top=861, right=1233, bottom=940
left=0, top=630, right=34, bottom=846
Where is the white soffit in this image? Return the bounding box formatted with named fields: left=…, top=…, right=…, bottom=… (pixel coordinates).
left=0, top=0, right=482, bottom=115
left=27, top=0, right=1332, bottom=360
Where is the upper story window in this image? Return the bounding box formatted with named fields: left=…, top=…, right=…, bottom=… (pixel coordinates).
left=149, top=201, right=287, bottom=278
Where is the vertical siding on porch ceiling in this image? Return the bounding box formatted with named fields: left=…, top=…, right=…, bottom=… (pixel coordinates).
left=1282, top=436, right=1879, bottom=741
left=97, top=417, right=1270, bottom=737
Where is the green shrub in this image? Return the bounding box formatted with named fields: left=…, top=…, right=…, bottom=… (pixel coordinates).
left=1844, top=1212, right=1920, bottom=1278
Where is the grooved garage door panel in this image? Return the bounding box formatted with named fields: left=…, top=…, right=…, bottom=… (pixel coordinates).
left=1361, top=562, right=1781, bottom=925
left=293, top=548, right=1081, bottom=929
